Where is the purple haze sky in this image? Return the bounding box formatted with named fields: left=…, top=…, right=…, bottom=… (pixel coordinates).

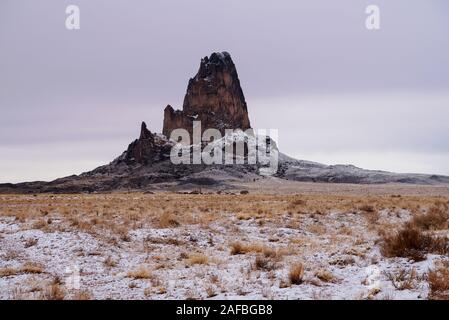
left=1, top=0, right=449, bottom=182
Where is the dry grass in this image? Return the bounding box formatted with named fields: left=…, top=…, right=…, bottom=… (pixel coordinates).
left=1, top=193, right=448, bottom=299
left=0, top=193, right=447, bottom=251
left=127, top=266, right=153, bottom=279
left=380, top=223, right=449, bottom=261
left=253, top=255, right=277, bottom=271
left=73, top=290, right=92, bottom=300
left=230, top=242, right=270, bottom=255
left=384, top=267, right=420, bottom=290
left=411, top=203, right=449, bottom=231
left=146, top=237, right=182, bottom=246
left=289, top=262, right=304, bottom=285
left=230, top=242, right=287, bottom=260
left=359, top=204, right=376, bottom=213
left=0, top=262, right=43, bottom=278
left=308, top=224, right=326, bottom=235
left=42, top=282, right=65, bottom=300
left=157, top=212, right=180, bottom=228
left=0, top=267, right=18, bottom=277
left=1, top=193, right=445, bottom=232
left=428, top=261, right=449, bottom=300
left=46, top=284, right=65, bottom=300
left=186, top=253, right=209, bottom=266
left=24, top=238, right=38, bottom=248
left=21, top=262, right=44, bottom=274
left=104, top=256, right=118, bottom=268
left=205, top=286, right=217, bottom=298
left=314, top=269, right=336, bottom=283
left=230, top=242, right=247, bottom=255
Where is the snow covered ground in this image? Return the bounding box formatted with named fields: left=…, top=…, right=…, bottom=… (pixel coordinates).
left=0, top=193, right=448, bottom=300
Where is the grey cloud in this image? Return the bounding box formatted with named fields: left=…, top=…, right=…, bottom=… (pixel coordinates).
left=0, top=0, right=448, bottom=181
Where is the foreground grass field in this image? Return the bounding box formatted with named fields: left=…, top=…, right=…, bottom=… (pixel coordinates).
left=0, top=190, right=448, bottom=299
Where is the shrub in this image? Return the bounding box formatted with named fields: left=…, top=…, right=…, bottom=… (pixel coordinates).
left=384, top=267, right=419, bottom=290
left=230, top=242, right=260, bottom=255
left=43, top=284, right=65, bottom=300
left=127, top=266, right=152, bottom=279
left=289, top=263, right=304, bottom=285
left=254, top=255, right=276, bottom=271
left=428, top=261, right=449, bottom=300
left=380, top=224, right=449, bottom=261
left=412, top=205, right=449, bottom=231
left=158, top=212, right=180, bottom=228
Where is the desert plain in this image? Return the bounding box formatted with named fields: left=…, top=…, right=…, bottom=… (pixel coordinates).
left=1, top=179, right=448, bottom=300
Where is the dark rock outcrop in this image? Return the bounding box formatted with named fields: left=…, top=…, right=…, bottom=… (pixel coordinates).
left=124, top=122, right=173, bottom=165
left=162, top=105, right=193, bottom=138
left=163, top=52, right=251, bottom=138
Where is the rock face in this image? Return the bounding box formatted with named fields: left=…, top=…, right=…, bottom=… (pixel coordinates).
left=118, top=52, right=253, bottom=166
left=125, top=122, right=155, bottom=164
left=124, top=122, right=173, bottom=165
left=163, top=52, right=251, bottom=138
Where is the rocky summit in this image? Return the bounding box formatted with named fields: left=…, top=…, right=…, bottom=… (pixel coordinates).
left=124, top=122, right=173, bottom=165
left=1, top=52, right=449, bottom=194
left=163, top=52, right=251, bottom=138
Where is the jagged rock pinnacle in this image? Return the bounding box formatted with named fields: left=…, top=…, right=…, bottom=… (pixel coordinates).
left=163, top=51, right=251, bottom=138
left=125, top=52, right=252, bottom=165
left=139, top=121, right=152, bottom=139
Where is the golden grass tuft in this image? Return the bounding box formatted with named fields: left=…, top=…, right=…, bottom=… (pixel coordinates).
left=230, top=242, right=282, bottom=257
left=230, top=242, right=245, bottom=255
left=21, top=262, right=44, bottom=274
left=253, top=255, right=277, bottom=271
left=42, top=283, right=65, bottom=300
left=0, top=262, right=44, bottom=277
left=157, top=212, right=180, bottom=228
left=289, top=262, right=304, bottom=285
left=127, top=266, right=153, bottom=279
left=0, top=267, right=18, bottom=277
left=186, top=253, right=209, bottom=266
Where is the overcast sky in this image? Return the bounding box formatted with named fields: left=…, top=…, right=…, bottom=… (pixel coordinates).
left=1, top=0, right=449, bottom=182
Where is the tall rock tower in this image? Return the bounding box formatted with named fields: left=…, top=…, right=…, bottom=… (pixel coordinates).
left=163, top=52, right=251, bottom=138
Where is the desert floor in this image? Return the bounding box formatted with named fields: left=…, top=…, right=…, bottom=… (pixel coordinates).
left=1, top=181, right=448, bottom=300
